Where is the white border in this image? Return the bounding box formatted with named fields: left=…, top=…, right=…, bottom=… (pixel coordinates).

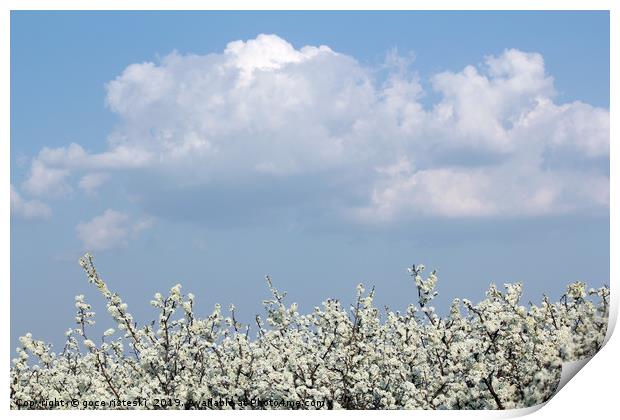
left=2, top=1, right=616, bottom=418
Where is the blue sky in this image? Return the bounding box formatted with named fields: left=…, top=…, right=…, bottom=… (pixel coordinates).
left=11, top=11, right=609, bottom=349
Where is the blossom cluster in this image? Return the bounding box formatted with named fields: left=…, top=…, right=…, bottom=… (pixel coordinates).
left=10, top=255, right=609, bottom=410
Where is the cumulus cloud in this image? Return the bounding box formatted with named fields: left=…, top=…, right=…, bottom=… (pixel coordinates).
left=352, top=161, right=609, bottom=221
left=10, top=185, right=52, bottom=220
left=103, top=34, right=379, bottom=177
left=21, top=35, right=609, bottom=225
left=78, top=173, right=110, bottom=193
left=22, top=143, right=151, bottom=198
left=22, top=160, right=72, bottom=197
left=427, top=50, right=553, bottom=153
left=76, top=209, right=153, bottom=251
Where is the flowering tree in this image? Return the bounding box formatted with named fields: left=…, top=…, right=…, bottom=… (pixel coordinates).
left=10, top=255, right=609, bottom=410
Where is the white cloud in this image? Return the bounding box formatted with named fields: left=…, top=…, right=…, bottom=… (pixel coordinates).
left=427, top=49, right=554, bottom=153
left=10, top=185, right=52, bottom=220
left=36, top=142, right=152, bottom=170
left=22, top=143, right=151, bottom=198
left=352, top=162, right=609, bottom=222
left=223, top=34, right=334, bottom=83
left=21, top=160, right=71, bottom=197
left=21, top=35, right=609, bottom=223
left=102, top=34, right=380, bottom=177
left=132, top=217, right=155, bottom=234
left=78, top=173, right=110, bottom=193
left=512, top=97, right=609, bottom=158
left=76, top=209, right=153, bottom=251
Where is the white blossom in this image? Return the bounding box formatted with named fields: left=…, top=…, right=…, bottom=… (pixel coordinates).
left=9, top=255, right=609, bottom=410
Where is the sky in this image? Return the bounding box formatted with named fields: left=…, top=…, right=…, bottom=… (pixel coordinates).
left=10, top=11, right=610, bottom=350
